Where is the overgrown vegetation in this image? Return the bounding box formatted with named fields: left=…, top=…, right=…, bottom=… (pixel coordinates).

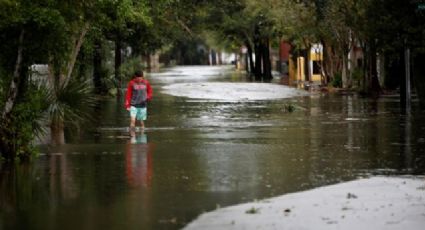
left=120, top=57, right=146, bottom=82
left=331, top=73, right=342, bottom=88
left=1, top=0, right=424, bottom=161
left=0, top=84, right=47, bottom=161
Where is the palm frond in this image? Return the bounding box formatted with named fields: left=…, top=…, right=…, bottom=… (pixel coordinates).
left=45, top=78, right=96, bottom=128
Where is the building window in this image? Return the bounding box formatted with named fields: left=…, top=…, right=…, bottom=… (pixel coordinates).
left=312, top=61, right=321, bottom=74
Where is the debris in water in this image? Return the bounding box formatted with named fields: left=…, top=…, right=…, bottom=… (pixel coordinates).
left=347, top=193, right=358, bottom=199
left=245, top=207, right=260, bottom=214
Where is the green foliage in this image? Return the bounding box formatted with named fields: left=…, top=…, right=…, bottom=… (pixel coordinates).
left=282, top=103, right=296, bottom=113
left=99, top=68, right=117, bottom=95
left=331, top=72, right=342, bottom=88
left=45, top=78, right=96, bottom=129
left=101, top=0, right=151, bottom=31
left=120, top=57, right=145, bottom=81
left=0, top=0, right=155, bottom=161
left=0, top=75, right=95, bottom=160
left=0, top=84, right=47, bottom=161
left=351, top=67, right=363, bottom=88
left=164, top=37, right=209, bottom=65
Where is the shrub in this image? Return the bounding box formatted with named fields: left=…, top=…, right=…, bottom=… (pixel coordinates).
left=120, top=56, right=146, bottom=81
left=331, top=72, right=342, bottom=88
left=0, top=85, right=47, bottom=161
left=351, top=67, right=364, bottom=89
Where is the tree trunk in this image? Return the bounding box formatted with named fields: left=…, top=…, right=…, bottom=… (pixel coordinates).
left=151, top=52, right=160, bottom=72
left=2, top=29, right=25, bottom=120
left=0, top=29, right=25, bottom=159
left=262, top=38, right=273, bottom=81
left=244, top=52, right=249, bottom=73
left=369, top=40, right=381, bottom=95
left=245, top=41, right=255, bottom=75
left=64, top=22, right=90, bottom=85
left=50, top=120, right=65, bottom=145
left=342, top=54, right=348, bottom=88
left=47, top=23, right=89, bottom=146
left=361, top=41, right=368, bottom=92
left=146, top=52, right=152, bottom=72
left=254, top=46, right=262, bottom=81
left=413, top=51, right=425, bottom=107
left=115, top=36, right=122, bottom=97
left=401, top=47, right=411, bottom=109
left=321, top=40, right=333, bottom=85
left=253, top=26, right=262, bottom=81
left=217, top=51, right=222, bottom=65
left=304, top=47, right=311, bottom=82
left=208, top=49, right=213, bottom=65
left=93, top=39, right=103, bottom=94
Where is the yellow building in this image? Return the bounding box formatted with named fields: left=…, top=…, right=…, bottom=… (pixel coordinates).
left=309, top=44, right=323, bottom=83
left=289, top=44, right=323, bottom=87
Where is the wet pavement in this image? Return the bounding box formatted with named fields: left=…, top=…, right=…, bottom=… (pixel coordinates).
left=1, top=66, right=425, bottom=230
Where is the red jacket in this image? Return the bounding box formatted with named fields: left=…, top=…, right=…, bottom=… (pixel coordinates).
left=125, top=78, right=153, bottom=109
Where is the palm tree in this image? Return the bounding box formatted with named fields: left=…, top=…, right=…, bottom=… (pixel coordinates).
left=44, top=78, right=95, bottom=145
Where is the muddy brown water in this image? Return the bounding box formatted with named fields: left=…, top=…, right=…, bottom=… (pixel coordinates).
left=1, top=66, right=425, bottom=230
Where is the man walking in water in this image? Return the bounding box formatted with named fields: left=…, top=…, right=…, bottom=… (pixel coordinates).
left=125, top=70, right=153, bottom=134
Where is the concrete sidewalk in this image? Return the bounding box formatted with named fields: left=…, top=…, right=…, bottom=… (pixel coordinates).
left=183, top=176, right=425, bottom=230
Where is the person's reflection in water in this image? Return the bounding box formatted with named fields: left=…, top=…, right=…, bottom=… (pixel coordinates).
left=125, top=130, right=153, bottom=188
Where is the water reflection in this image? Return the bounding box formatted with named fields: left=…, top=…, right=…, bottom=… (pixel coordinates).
left=0, top=164, right=33, bottom=214
left=126, top=131, right=153, bottom=188
left=1, top=132, right=158, bottom=229
left=399, top=113, right=413, bottom=172
left=48, top=153, right=78, bottom=202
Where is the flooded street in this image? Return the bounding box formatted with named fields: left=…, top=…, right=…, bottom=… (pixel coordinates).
left=1, top=66, right=425, bottom=230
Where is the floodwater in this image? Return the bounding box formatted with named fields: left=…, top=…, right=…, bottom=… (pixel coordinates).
left=1, top=66, right=425, bottom=230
